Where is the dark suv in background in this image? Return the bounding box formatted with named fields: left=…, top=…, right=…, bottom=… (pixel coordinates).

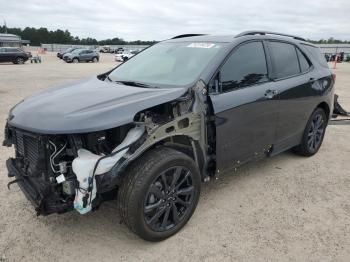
left=0, top=47, right=31, bottom=64
left=57, top=47, right=80, bottom=59
left=3, top=31, right=334, bottom=241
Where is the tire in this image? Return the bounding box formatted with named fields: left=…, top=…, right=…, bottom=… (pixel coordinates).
left=92, top=57, right=98, bottom=63
left=293, top=107, right=327, bottom=156
left=15, top=57, right=25, bottom=64
left=118, top=147, right=201, bottom=241
left=72, top=58, right=79, bottom=63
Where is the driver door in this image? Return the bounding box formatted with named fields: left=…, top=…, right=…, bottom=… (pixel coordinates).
left=209, top=41, right=279, bottom=171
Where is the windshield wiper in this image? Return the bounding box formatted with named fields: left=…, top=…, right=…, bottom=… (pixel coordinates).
left=114, top=80, right=156, bottom=88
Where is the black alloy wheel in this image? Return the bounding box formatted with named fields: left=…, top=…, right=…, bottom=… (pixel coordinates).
left=307, top=113, right=325, bottom=152
left=144, top=166, right=195, bottom=232
left=117, top=147, right=201, bottom=241
left=293, top=107, right=327, bottom=156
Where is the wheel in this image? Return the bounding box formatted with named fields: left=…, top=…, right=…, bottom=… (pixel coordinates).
left=92, top=57, right=98, bottom=63
left=293, top=107, right=327, bottom=156
left=118, top=147, right=201, bottom=241
left=15, top=57, right=24, bottom=64
left=72, top=58, right=79, bottom=63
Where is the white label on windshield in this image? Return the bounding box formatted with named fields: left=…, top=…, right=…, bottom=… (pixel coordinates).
left=187, top=43, right=215, bottom=48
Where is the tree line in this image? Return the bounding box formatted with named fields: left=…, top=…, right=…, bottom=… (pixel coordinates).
left=1, top=26, right=349, bottom=45
left=0, top=26, right=158, bottom=46
left=308, top=37, right=350, bottom=44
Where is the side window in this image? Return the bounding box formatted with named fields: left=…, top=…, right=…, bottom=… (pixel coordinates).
left=296, top=48, right=311, bottom=72
left=269, top=41, right=300, bottom=79
left=220, top=41, right=268, bottom=92
left=0, top=48, right=4, bottom=53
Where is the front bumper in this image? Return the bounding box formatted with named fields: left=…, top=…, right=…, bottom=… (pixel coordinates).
left=6, top=158, right=73, bottom=215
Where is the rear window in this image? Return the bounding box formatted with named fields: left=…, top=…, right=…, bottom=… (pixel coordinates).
left=302, top=44, right=328, bottom=68
left=269, top=41, right=300, bottom=79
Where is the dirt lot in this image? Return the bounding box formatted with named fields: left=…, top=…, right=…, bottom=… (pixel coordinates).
left=0, top=53, right=349, bottom=262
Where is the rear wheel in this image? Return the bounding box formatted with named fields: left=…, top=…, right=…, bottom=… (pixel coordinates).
left=118, top=147, right=201, bottom=241
left=293, top=107, right=327, bottom=156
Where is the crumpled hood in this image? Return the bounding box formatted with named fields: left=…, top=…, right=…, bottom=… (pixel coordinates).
left=8, top=76, right=187, bottom=134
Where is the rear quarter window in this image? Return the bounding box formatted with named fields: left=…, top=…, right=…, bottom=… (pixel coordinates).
left=302, top=44, right=329, bottom=68
left=296, top=48, right=312, bottom=72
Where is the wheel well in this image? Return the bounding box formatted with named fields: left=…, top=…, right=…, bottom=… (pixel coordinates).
left=124, top=135, right=205, bottom=179
left=316, top=102, right=330, bottom=120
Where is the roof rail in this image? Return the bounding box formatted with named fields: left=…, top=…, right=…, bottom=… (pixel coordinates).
left=172, top=34, right=206, bottom=39
left=235, top=31, right=306, bottom=41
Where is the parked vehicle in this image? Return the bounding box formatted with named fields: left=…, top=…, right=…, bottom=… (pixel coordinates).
left=0, top=47, right=31, bottom=64
left=3, top=31, right=334, bottom=241
left=63, top=49, right=99, bottom=63
left=115, top=50, right=139, bottom=62
left=113, top=47, right=125, bottom=54
left=100, top=45, right=111, bottom=53
left=57, top=47, right=79, bottom=59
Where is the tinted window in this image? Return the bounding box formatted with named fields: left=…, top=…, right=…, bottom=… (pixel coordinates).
left=6, top=48, right=20, bottom=52
left=220, top=41, right=268, bottom=92
left=0, top=48, right=4, bottom=53
left=302, top=44, right=329, bottom=68
left=296, top=48, right=311, bottom=72
left=269, top=42, right=300, bottom=79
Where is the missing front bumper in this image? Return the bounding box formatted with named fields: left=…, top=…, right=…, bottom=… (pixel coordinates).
left=6, top=158, right=73, bottom=216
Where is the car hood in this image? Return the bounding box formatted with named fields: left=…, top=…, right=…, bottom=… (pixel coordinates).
left=8, top=76, right=187, bottom=134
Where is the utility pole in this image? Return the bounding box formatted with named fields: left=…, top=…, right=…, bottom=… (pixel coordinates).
left=4, top=20, right=7, bottom=33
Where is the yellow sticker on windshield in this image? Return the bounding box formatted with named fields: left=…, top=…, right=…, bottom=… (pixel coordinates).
left=187, top=43, right=215, bottom=48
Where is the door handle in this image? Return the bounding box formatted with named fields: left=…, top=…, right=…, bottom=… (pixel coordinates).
left=264, top=89, right=278, bottom=99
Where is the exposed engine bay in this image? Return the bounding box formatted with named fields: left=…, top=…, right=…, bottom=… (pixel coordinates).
left=4, top=83, right=213, bottom=215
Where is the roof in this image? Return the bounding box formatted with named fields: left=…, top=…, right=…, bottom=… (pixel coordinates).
left=0, top=33, right=21, bottom=42
left=166, top=32, right=312, bottom=45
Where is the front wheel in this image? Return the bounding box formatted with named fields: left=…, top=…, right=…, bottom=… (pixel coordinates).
left=92, top=57, right=98, bottom=63
left=118, top=147, right=201, bottom=241
left=293, top=107, right=327, bottom=156
left=14, top=57, right=25, bottom=64
left=72, top=58, right=79, bottom=63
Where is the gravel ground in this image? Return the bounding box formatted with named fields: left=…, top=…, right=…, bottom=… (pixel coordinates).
left=0, top=53, right=349, bottom=262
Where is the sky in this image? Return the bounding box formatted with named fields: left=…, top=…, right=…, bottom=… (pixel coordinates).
left=0, top=0, right=349, bottom=41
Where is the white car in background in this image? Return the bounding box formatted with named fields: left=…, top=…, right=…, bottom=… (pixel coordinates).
left=115, top=50, right=139, bottom=62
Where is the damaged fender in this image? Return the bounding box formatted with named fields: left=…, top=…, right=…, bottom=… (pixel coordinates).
left=72, top=126, right=144, bottom=214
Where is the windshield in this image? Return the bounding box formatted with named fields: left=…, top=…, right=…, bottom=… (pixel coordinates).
left=108, top=42, right=226, bottom=87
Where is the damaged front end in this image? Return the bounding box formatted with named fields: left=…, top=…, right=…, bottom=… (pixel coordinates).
left=3, top=123, right=141, bottom=215
left=3, top=83, right=209, bottom=216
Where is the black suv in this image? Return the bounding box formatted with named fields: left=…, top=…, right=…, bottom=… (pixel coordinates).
left=3, top=31, right=334, bottom=241
left=0, top=47, right=31, bottom=64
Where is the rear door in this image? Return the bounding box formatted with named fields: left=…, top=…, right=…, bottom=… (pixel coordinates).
left=79, top=50, right=88, bottom=61
left=209, top=41, right=279, bottom=171
left=85, top=50, right=93, bottom=60
left=265, top=41, right=319, bottom=152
